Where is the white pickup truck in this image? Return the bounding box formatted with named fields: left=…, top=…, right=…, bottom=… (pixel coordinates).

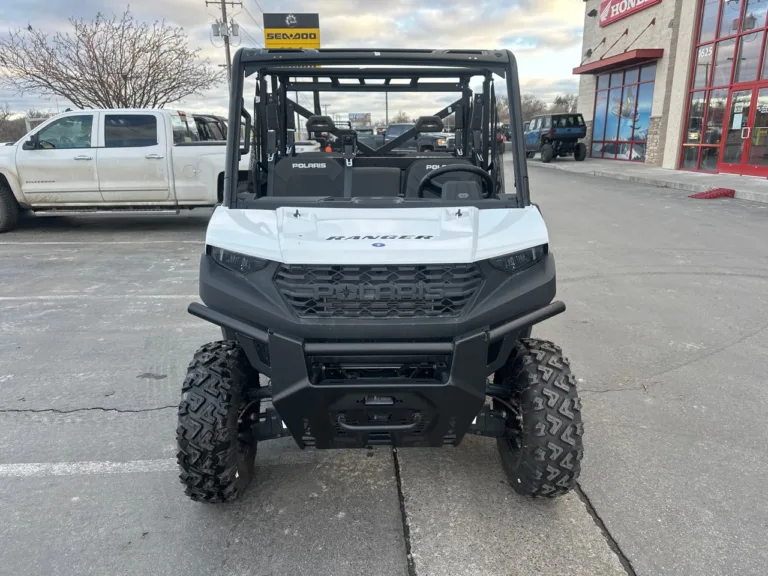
left=0, top=108, right=249, bottom=232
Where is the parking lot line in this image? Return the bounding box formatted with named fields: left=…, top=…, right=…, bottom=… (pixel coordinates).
left=0, top=294, right=198, bottom=301
left=0, top=241, right=202, bottom=245
left=0, top=458, right=177, bottom=478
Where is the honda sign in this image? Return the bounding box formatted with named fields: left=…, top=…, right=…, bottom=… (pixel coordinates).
left=599, top=0, right=662, bottom=27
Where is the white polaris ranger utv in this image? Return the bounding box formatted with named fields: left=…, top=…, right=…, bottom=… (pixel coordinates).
left=177, top=48, right=584, bottom=503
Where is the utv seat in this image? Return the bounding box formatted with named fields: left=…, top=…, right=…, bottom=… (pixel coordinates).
left=350, top=167, right=401, bottom=197
left=271, top=156, right=344, bottom=197
left=403, top=158, right=480, bottom=198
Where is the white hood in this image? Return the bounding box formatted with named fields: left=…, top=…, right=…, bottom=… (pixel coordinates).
left=205, top=205, right=549, bottom=265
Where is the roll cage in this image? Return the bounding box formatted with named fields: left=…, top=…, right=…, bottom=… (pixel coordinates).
left=223, top=49, right=530, bottom=208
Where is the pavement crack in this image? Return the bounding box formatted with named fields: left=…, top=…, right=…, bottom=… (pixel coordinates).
left=392, top=448, right=417, bottom=576
left=0, top=405, right=177, bottom=415
left=575, top=483, right=637, bottom=576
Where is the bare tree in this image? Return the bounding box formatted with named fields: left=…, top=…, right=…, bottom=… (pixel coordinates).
left=550, top=94, right=579, bottom=114
left=496, top=94, right=510, bottom=124
left=521, top=94, right=547, bottom=121
left=391, top=110, right=410, bottom=123
left=0, top=8, right=224, bottom=109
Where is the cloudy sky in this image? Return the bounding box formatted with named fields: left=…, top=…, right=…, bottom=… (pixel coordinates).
left=1, top=0, right=584, bottom=119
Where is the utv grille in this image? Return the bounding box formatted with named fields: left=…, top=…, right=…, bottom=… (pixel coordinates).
left=275, top=264, right=482, bottom=319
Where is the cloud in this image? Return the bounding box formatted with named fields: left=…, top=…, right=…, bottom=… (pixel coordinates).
left=0, top=0, right=584, bottom=116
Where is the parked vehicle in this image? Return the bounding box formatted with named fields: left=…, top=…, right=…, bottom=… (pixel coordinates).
left=524, top=113, right=587, bottom=163
left=0, top=108, right=249, bottom=232
left=194, top=114, right=228, bottom=141
left=384, top=123, right=451, bottom=152
left=294, top=139, right=321, bottom=154
left=177, top=47, right=582, bottom=504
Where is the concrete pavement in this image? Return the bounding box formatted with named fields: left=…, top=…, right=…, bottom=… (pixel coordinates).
left=1, top=159, right=766, bottom=575
left=0, top=209, right=624, bottom=576
left=528, top=155, right=768, bottom=204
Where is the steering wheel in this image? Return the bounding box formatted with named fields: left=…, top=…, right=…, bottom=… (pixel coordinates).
left=416, top=164, right=494, bottom=198
left=58, top=136, right=75, bottom=149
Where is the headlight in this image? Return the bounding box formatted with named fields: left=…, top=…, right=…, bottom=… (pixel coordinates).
left=208, top=246, right=269, bottom=274
left=437, top=139, right=445, bottom=146
left=489, top=245, right=546, bottom=274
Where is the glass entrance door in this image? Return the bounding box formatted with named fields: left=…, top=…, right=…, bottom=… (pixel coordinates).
left=719, top=86, right=768, bottom=176
left=745, top=88, right=768, bottom=174
left=719, top=89, right=753, bottom=172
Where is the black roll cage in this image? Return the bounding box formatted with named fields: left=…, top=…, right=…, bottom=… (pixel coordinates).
left=223, top=49, right=530, bottom=208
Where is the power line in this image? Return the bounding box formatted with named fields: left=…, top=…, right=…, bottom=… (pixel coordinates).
left=251, top=0, right=265, bottom=14
left=242, top=5, right=264, bottom=32
left=239, top=26, right=262, bottom=47
left=205, top=0, right=242, bottom=86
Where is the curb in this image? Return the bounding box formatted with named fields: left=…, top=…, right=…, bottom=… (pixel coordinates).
left=527, top=161, right=768, bottom=204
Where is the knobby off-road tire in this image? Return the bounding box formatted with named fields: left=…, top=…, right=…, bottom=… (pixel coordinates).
left=494, top=338, right=583, bottom=498
left=177, top=340, right=258, bottom=503
left=0, top=181, right=20, bottom=233
left=540, top=143, right=554, bottom=163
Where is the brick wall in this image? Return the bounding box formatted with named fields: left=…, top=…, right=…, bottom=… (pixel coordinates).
left=645, top=116, right=663, bottom=165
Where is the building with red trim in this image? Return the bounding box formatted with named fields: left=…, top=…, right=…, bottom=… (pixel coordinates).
left=576, top=0, right=768, bottom=177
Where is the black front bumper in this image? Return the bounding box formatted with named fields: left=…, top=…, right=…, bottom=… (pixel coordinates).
left=190, top=254, right=563, bottom=448
left=190, top=301, right=563, bottom=448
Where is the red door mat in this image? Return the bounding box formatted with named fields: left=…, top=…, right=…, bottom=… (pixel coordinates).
left=689, top=188, right=735, bottom=199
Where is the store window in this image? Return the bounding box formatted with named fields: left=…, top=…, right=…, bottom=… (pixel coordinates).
left=591, top=64, right=656, bottom=161
left=681, top=0, right=768, bottom=172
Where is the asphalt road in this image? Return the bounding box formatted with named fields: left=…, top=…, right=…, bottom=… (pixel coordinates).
left=1, top=160, right=766, bottom=575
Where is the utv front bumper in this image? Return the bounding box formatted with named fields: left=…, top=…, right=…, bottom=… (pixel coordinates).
left=189, top=253, right=562, bottom=448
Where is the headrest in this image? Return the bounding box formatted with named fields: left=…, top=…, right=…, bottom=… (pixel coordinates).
left=306, top=115, right=335, bottom=133
left=414, top=116, right=444, bottom=133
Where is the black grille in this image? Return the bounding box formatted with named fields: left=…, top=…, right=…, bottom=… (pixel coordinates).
left=275, top=263, right=482, bottom=319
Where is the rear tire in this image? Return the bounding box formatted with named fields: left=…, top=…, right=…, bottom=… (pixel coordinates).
left=494, top=338, right=583, bottom=498
left=0, top=181, right=20, bottom=233
left=177, top=340, right=259, bottom=503
left=540, top=143, right=554, bottom=163
left=574, top=143, right=587, bottom=161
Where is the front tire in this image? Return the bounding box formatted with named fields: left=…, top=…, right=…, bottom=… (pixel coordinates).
left=0, top=181, right=20, bottom=233
left=177, top=340, right=259, bottom=503
left=494, top=338, right=583, bottom=498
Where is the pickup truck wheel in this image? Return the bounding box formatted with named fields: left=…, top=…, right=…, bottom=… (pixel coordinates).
left=574, top=143, right=587, bottom=161
left=419, top=145, right=434, bottom=152
left=540, top=144, right=554, bottom=163
left=0, top=181, right=21, bottom=233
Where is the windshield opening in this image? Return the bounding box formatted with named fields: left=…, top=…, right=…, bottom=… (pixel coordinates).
left=225, top=51, right=529, bottom=210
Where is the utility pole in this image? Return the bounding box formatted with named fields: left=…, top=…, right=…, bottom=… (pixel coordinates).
left=206, top=0, right=241, bottom=86
left=385, top=92, right=389, bottom=125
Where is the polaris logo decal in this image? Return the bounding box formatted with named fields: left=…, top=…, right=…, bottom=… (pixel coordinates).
left=426, top=165, right=449, bottom=170
left=309, top=283, right=446, bottom=301
left=326, top=235, right=433, bottom=240
left=292, top=162, right=326, bottom=168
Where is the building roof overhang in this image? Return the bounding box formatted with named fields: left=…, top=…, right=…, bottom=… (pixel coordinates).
left=572, top=49, right=664, bottom=75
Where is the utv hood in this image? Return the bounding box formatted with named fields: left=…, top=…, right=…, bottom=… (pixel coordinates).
left=206, top=205, right=549, bottom=265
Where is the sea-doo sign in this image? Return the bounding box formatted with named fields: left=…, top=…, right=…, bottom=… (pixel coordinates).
left=263, top=13, right=320, bottom=48
left=599, top=0, right=661, bottom=27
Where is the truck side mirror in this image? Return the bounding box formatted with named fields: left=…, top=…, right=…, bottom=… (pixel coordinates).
left=22, top=137, right=38, bottom=150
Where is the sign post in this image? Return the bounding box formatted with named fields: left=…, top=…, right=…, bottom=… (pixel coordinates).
left=263, top=13, right=320, bottom=138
